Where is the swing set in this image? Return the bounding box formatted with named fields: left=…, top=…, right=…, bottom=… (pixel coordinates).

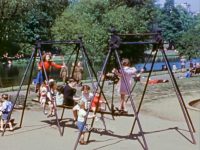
left=1, top=31, right=196, bottom=150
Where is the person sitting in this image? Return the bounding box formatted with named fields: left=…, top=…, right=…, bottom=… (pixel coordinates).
left=144, top=78, right=169, bottom=85
left=185, top=69, right=192, bottom=78
left=55, top=85, right=64, bottom=106
left=63, top=78, right=81, bottom=107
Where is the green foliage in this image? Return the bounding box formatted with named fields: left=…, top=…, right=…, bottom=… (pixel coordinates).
left=176, top=14, right=200, bottom=58
left=52, top=0, right=155, bottom=64
left=0, top=0, right=68, bottom=55
left=157, top=0, right=194, bottom=42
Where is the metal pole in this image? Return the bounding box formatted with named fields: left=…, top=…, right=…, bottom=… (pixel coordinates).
left=19, top=48, right=38, bottom=128
left=70, top=47, right=79, bottom=78
left=86, top=75, right=108, bottom=142
left=130, top=49, right=158, bottom=135
left=161, top=49, right=196, bottom=144
left=81, top=44, right=114, bottom=117
left=2, top=48, right=37, bottom=136
left=114, top=49, right=148, bottom=150
left=73, top=47, right=113, bottom=150
left=38, top=48, right=63, bottom=136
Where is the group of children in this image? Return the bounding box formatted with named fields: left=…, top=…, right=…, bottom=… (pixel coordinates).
left=2, top=55, right=139, bottom=144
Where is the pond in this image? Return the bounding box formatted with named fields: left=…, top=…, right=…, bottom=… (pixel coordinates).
left=0, top=58, right=200, bottom=88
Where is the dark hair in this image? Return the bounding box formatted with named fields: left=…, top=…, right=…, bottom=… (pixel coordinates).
left=2, top=94, right=8, bottom=100
left=42, top=53, right=52, bottom=62
left=49, top=80, right=56, bottom=88
left=66, top=78, right=77, bottom=84
left=57, top=85, right=64, bottom=94
left=81, top=85, right=90, bottom=91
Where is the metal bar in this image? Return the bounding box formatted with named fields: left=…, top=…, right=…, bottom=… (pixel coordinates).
left=60, top=108, right=65, bottom=120
left=81, top=43, right=114, bottom=118
left=37, top=48, right=63, bottom=136
left=1, top=48, right=36, bottom=136
left=19, top=48, right=38, bottom=128
left=65, top=45, right=78, bottom=65
left=161, top=49, right=196, bottom=144
left=114, top=49, right=148, bottom=150
left=119, top=33, right=159, bottom=36
left=129, top=49, right=158, bottom=135
left=111, top=82, right=115, bottom=113
left=40, top=40, right=80, bottom=45
left=73, top=47, right=113, bottom=150
left=86, top=75, right=108, bottom=142
left=126, top=49, right=153, bottom=103
left=70, top=47, right=79, bottom=78
left=121, top=41, right=158, bottom=45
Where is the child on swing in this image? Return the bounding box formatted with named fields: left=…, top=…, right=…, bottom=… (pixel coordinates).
left=112, top=58, right=139, bottom=113
left=72, top=85, right=93, bottom=122
left=47, top=79, right=57, bottom=117
left=39, top=82, right=48, bottom=114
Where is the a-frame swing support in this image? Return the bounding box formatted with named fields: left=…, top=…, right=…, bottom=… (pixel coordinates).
left=73, top=30, right=196, bottom=150
left=73, top=32, right=151, bottom=150
left=128, top=35, right=196, bottom=145
left=59, top=36, right=115, bottom=125
left=1, top=37, right=114, bottom=136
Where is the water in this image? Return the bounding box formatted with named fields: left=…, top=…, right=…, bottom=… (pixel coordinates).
left=135, top=58, right=200, bottom=71
left=0, top=58, right=200, bottom=88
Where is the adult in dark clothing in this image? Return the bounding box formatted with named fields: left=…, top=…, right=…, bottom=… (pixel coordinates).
left=63, top=78, right=80, bottom=106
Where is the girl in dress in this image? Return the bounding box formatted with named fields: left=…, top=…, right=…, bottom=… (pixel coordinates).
left=112, top=58, right=139, bottom=113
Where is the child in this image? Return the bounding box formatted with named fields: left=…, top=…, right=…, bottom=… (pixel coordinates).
left=77, top=101, right=95, bottom=145
left=91, top=92, right=106, bottom=112
left=60, top=64, right=68, bottom=83
left=185, top=69, right=192, bottom=78
left=112, top=58, right=139, bottom=113
left=47, top=79, right=57, bottom=117
left=91, top=92, right=107, bottom=130
left=0, top=94, right=13, bottom=131
left=72, top=85, right=93, bottom=122
left=56, top=85, right=64, bottom=106
left=39, top=82, right=48, bottom=114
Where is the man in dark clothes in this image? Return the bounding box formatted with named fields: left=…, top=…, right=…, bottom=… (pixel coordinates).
left=63, top=78, right=80, bottom=106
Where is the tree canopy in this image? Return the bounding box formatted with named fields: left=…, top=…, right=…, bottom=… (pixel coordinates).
left=0, top=0, right=199, bottom=60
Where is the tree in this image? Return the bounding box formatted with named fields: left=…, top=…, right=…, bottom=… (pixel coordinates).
left=51, top=0, right=156, bottom=64
left=176, top=14, right=200, bottom=58
left=0, top=0, right=69, bottom=56
left=157, top=0, right=194, bottom=45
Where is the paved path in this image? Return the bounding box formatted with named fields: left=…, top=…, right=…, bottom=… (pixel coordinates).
left=0, top=91, right=199, bottom=150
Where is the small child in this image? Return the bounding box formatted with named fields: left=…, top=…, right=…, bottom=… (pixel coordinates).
left=0, top=94, right=13, bottom=131
left=77, top=101, right=95, bottom=145
left=56, top=85, right=64, bottom=106
left=91, top=92, right=106, bottom=112
left=60, top=64, right=68, bottom=83
left=47, top=79, right=57, bottom=117
left=72, top=85, right=93, bottom=122
left=39, top=82, right=48, bottom=114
